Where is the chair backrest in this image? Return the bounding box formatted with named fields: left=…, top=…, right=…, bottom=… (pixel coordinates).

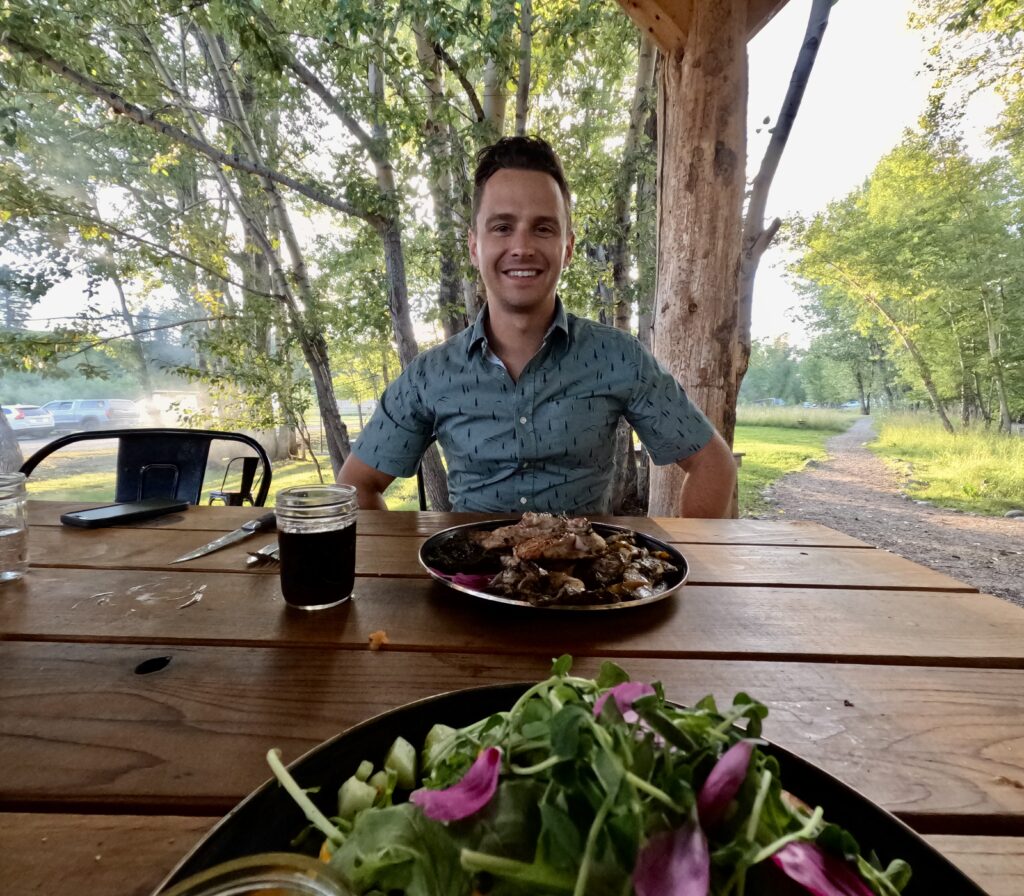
left=20, top=428, right=273, bottom=506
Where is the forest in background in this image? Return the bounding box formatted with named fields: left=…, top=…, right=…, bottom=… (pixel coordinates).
left=2, top=1, right=1022, bottom=489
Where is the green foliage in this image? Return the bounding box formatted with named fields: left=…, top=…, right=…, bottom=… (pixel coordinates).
left=790, top=126, right=1024, bottom=426
left=871, top=411, right=1024, bottom=515
left=738, top=338, right=806, bottom=405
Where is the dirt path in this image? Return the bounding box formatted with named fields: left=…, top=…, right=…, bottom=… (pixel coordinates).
left=759, top=416, right=1024, bottom=607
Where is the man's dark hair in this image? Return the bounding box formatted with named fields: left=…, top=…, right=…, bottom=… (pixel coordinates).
left=471, top=136, right=572, bottom=228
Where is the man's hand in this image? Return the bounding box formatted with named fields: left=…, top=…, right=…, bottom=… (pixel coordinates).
left=338, top=453, right=396, bottom=510
left=675, top=431, right=737, bottom=518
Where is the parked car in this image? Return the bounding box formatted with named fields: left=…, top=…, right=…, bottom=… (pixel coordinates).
left=840, top=400, right=862, bottom=410
left=2, top=404, right=55, bottom=438
left=41, top=398, right=142, bottom=431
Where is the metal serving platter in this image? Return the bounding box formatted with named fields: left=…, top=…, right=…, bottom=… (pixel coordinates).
left=418, top=518, right=689, bottom=611
left=154, top=683, right=987, bottom=895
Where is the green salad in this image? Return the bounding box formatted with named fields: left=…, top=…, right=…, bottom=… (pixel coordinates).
left=268, top=657, right=911, bottom=896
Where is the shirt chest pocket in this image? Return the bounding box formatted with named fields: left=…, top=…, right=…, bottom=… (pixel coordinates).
left=529, top=393, right=621, bottom=465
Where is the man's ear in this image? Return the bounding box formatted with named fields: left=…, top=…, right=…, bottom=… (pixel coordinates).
left=563, top=229, right=576, bottom=267
left=468, top=228, right=480, bottom=268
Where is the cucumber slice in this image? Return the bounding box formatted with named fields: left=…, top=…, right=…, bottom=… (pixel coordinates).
left=422, top=723, right=457, bottom=772
left=384, top=736, right=417, bottom=790
left=354, top=759, right=374, bottom=782
left=337, top=775, right=377, bottom=819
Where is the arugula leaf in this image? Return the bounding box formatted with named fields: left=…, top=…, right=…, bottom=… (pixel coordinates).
left=329, top=803, right=468, bottom=896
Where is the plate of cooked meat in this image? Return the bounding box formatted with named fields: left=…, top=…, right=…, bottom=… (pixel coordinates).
left=418, top=512, right=688, bottom=610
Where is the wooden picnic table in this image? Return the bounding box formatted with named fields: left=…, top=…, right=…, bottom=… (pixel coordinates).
left=2, top=500, right=1024, bottom=895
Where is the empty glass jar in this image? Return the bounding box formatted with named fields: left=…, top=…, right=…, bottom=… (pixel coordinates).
left=0, top=471, right=28, bottom=582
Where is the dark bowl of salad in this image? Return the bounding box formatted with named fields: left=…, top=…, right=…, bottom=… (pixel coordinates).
left=154, top=660, right=987, bottom=896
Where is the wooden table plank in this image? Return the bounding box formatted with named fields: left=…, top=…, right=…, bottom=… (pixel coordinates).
left=4, top=567, right=1023, bottom=667
left=26, top=525, right=975, bottom=593
left=3, top=813, right=1018, bottom=896
left=1, top=812, right=214, bottom=896
left=3, top=643, right=1024, bottom=828
left=28, top=502, right=873, bottom=545
left=925, top=835, right=1024, bottom=896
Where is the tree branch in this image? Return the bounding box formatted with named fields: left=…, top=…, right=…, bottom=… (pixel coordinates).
left=57, top=208, right=282, bottom=301
left=2, top=33, right=377, bottom=224
left=432, top=42, right=486, bottom=122
left=247, top=6, right=379, bottom=158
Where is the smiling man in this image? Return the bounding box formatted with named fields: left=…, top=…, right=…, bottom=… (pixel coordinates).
left=338, top=136, right=736, bottom=516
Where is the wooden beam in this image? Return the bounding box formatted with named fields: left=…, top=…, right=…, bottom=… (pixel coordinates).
left=615, top=0, right=791, bottom=53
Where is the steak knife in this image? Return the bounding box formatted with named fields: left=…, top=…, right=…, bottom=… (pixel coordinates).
left=170, top=511, right=277, bottom=564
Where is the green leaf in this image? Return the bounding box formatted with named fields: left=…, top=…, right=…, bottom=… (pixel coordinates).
left=551, top=654, right=573, bottom=677
left=595, top=661, right=630, bottom=689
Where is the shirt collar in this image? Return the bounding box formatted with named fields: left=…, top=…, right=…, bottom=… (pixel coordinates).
left=467, top=296, right=569, bottom=358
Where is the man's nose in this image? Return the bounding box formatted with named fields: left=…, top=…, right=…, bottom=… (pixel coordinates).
left=509, top=229, right=536, bottom=255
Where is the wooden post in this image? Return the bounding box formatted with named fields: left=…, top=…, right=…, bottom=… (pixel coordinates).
left=648, top=0, right=747, bottom=517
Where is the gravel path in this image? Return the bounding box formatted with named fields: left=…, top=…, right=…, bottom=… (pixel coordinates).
left=758, top=416, right=1024, bottom=607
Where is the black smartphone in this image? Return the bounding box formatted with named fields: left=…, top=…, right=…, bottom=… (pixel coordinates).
left=60, top=498, right=190, bottom=528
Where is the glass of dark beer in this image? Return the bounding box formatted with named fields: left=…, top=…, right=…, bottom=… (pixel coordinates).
left=275, top=484, right=357, bottom=610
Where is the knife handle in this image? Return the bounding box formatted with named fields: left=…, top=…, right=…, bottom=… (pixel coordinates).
left=242, top=511, right=277, bottom=533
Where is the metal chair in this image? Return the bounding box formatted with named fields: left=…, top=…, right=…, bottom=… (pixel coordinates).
left=20, top=428, right=273, bottom=506
left=208, top=455, right=262, bottom=506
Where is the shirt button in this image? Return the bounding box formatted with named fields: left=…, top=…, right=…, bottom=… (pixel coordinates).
left=519, top=416, right=528, bottom=424
left=520, top=497, right=527, bottom=505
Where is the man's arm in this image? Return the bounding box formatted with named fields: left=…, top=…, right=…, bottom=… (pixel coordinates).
left=338, top=453, right=397, bottom=510
left=675, top=431, right=737, bottom=518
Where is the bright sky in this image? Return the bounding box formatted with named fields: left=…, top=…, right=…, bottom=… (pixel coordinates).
left=746, top=0, right=936, bottom=346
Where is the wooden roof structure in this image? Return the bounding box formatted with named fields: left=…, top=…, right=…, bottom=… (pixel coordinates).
left=616, top=0, right=792, bottom=52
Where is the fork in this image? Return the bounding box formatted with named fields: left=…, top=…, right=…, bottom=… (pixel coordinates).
left=246, top=542, right=280, bottom=567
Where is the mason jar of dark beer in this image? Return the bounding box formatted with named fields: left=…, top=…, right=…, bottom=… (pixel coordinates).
left=275, top=484, right=357, bottom=610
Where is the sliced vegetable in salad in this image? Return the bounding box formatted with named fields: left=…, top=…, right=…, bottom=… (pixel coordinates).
left=268, top=656, right=911, bottom=896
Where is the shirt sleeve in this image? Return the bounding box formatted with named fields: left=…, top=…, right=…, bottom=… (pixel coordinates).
left=624, top=341, right=715, bottom=465
left=352, top=363, right=435, bottom=478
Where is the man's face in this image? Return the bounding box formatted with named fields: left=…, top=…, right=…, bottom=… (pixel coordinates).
left=469, top=168, right=575, bottom=316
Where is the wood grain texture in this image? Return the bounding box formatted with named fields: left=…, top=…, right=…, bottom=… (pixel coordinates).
left=25, top=524, right=975, bottom=592
left=28, top=502, right=868, bottom=545
left=3, top=643, right=1024, bottom=827
left=3, top=568, right=1021, bottom=666
left=925, top=835, right=1024, bottom=896
left=1, top=812, right=214, bottom=896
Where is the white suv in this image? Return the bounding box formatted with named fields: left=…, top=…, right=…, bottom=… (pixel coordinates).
left=2, top=405, right=55, bottom=438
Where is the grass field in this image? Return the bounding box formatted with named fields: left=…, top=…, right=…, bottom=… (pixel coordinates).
left=870, top=412, right=1024, bottom=515
left=734, top=407, right=851, bottom=516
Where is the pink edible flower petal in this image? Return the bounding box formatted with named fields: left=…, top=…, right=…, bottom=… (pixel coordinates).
left=769, top=841, right=874, bottom=896
left=633, top=821, right=710, bottom=896
left=593, top=681, right=656, bottom=724
left=697, top=740, right=755, bottom=829
left=410, top=746, right=502, bottom=822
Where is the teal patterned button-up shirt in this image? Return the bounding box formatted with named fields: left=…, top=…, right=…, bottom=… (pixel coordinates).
left=353, top=300, right=714, bottom=513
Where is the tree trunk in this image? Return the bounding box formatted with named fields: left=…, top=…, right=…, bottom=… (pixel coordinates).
left=0, top=415, right=23, bottom=473
left=607, top=34, right=655, bottom=514
left=972, top=369, right=991, bottom=426
left=514, top=0, right=532, bottom=136
left=109, top=265, right=154, bottom=397
left=414, top=26, right=467, bottom=338
left=635, top=102, right=658, bottom=354
left=862, top=293, right=955, bottom=434
left=199, top=26, right=351, bottom=474
left=649, top=0, right=746, bottom=517
left=982, top=289, right=1013, bottom=432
